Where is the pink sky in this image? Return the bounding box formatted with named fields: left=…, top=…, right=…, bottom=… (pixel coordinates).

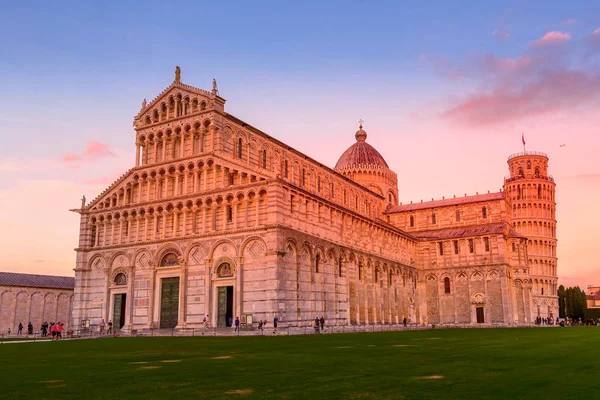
left=0, top=25, right=598, bottom=291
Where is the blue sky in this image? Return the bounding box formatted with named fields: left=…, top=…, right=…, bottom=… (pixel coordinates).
left=0, top=1, right=599, bottom=287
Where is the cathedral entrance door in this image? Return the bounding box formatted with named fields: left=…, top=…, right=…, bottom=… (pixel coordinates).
left=113, top=294, right=126, bottom=330
left=160, top=277, right=180, bottom=329
left=476, top=307, right=485, bottom=323
left=217, top=286, right=234, bottom=327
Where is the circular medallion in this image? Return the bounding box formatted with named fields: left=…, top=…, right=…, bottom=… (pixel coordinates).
left=222, top=245, right=229, bottom=254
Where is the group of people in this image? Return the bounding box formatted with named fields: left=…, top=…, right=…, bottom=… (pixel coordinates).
left=314, top=316, right=325, bottom=333
left=98, top=319, right=114, bottom=335
left=535, top=316, right=558, bottom=326
left=9, top=321, right=64, bottom=339
left=232, top=316, right=279, bottom=333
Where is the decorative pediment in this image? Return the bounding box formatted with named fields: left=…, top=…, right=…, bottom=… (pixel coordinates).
left=134, top=72, right=226, bottom=129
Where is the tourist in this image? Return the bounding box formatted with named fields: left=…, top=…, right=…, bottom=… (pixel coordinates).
left=204, top=315, right=209, bottom=329
left=17, top=322, right=23, bottom=335
left=258, top=320, right=263, bottom=331
left=100, top=319, right=105, bottom=334
left=28, top=322, right=33, bottom=335
left=50, top=323, right=56, bottom=340
left=403, top=317, right=407, bottom=327
left=314, top=317, right=320, bottom=333
left=320, top=316, right=325, bottom=331
left=235, top=317, right=240, bottom=333
left=263, top=320, right=267, bottom=331
left=107, top=320, right=113, bottom=335
left=41, top=322, right=47, bottom=337
left=56, top=322, right=63, bottom=340
left=7, top=328, right=10, bottom=335
left=273, top=316, right=278, bottom=332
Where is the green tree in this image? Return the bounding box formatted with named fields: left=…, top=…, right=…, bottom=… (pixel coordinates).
left=558, top=285, right=566, bottom=318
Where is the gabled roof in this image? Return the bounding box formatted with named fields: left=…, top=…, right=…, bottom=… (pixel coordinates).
left=135, top=80, right=219, bottom=118
left=412, top=222, right=526, bottom=240
left=386, top=192, right=506, bottom=213
left=0, top=272, right=74, bottom=290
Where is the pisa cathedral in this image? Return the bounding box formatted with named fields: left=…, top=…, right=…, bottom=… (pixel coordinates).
left=71, top=70, right=558, bottom=331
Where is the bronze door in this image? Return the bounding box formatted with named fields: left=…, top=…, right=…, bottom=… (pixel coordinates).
left=476, top=307, right=485, bottom=323
left=160, top=277, right=180, bottom=329
left=113, top=294, right=126, bottom=329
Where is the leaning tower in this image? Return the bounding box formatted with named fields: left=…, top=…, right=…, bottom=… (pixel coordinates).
left=504, top=151, right=558, bottom=319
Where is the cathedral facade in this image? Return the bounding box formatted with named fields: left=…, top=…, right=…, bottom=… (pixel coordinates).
left=71, top=71, right=558, bottom=331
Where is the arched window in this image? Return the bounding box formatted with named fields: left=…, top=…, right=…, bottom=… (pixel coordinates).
left=302, top=168, right=306, bottom=186
left=160, top=253, right=179, bottom=266
left=538, top=186, right=541, bottom=199
left=284, top=160, right=288, bottom=178
left=374, top=269, right=378, bottom=283
left=331, top=182, right=335, bottom=198
left=527, top=160, right=531, bottom=169
left=388, top=193, right=392, bottom=203
left=482, top=206, right=487, bottom=219
left=262, top=149, right=267, bottom=168
left=317, top=176, right=321, bottom=192
left=484, top=237, right=490, bottom=252
left=226, top=205, right=233, bottom=222
left=438, top=242, right=444, bottom=256
left=517, top=186, right=522, bottom=200
left=444, top=277, right=451, bottom=294
left=454, top=240, right=459, bottom=254
left=315, top=254, right=320, bottom=273
left=338, top=258, right=342, bottom=277
left=535, top=167, right=540, bottom=178
left=432, top=213, right=436, bottom=224
left=409, top=215, right=414, bottom=227
left=469, top=239, right=474, bottom=253
left=518, top=167, right=524, bottom=177
left=237, top=138, right=243, bottom=159
left=455, top=209, right=460, bottom=222
left=114, top=273, right=127, bottom=285
left=541, top=287, right=544, bottom=295
left=358, top=262, right=363, bottom=280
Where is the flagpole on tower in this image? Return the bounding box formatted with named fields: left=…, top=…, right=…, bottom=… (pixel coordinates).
left=522, top=133, right=526, bottom=153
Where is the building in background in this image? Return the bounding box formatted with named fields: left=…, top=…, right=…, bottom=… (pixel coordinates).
left=0, top=272, right=74, bottom=334
left=587, top=286, right=600, bottom=309
left=71, top=69, right=558, bottom=331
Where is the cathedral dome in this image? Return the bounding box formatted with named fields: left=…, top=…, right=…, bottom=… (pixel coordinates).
left=335, top=125, right=389, bottom=170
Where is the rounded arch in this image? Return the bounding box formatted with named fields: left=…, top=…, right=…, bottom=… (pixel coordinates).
left=88, top=253, right=107, bottom=272
left=109, top=251, right=131, bottom=269
left=241, top=235, right=268, bottom=257
left=208, top=238, right=239, bottom=259
left=154, top=242, right=184, bottom=265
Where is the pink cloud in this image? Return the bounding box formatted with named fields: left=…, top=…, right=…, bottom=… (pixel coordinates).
left=418, top=54, right=463, bottom=80
left=562, top=18, right=577, bottom=25
left=61, top=141, right=115, bottom=163
left=531, top=31, right=571, bottom=47
left=480, top=54, right=533, bottom=75
left=492, top=29, right=510, bottom=40
left=442, top=69, right=600, bottom=126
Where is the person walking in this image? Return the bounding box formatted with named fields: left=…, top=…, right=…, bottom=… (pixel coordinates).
left=107, top=320, right=113, bottom=335
left=314, top=317, right=320, bottom=334
left=28, top=322, right=33, bottom=335
left=320, top=316, right=325, bottom=332
left=273, top=316, right=279, bottom=333
left=17, top=322, right=23, bottom=335
left=234, top=317, right=240, bottom=333
left=56, top=323, right=63, bottom=340
left=50, top=323, right=57, bottom=340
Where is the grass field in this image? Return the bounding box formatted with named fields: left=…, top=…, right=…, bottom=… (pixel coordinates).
left=1, top=327, right=598, bottom=399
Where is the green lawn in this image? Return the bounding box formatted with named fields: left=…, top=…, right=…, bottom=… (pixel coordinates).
left=1, top=327, right=598, bottom=399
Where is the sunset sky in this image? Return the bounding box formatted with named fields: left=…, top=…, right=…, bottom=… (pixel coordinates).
left=1, top=1, right=598, bottom=289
